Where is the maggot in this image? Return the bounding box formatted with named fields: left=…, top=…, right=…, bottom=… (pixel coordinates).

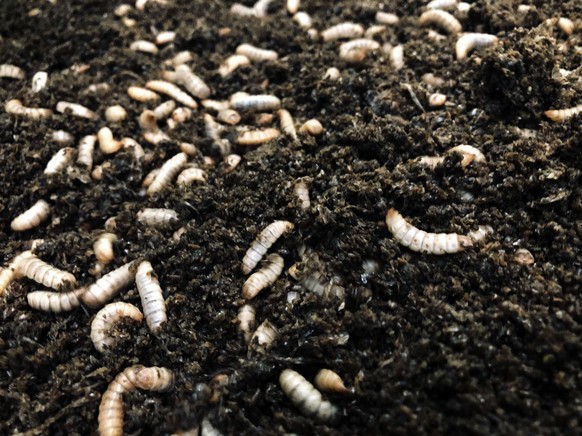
left=418, top=9, right=462, bottom=34
left=14, top=251, right=77, bottom=290
left=146, top=80, right=198, bottom=109
left=544, top=104, right=582, bottom=122
left=135, top=261, right=167, bottom=331
left=218, top=154, right=242, bottom=175
left=201, top=99, right=230, bottom=112
left=153, top=100, right=176, bottom=120
left=5, top=99, right=52, bottom=119
left=94, top=233, right=117, bottom=265
left=0, top=267, right=15, bottom=296
left=0, top=64, right=25, bottom=79
left=241, top=220, right=294, bottom=274
left=98, top=366, right=173, bottom=436
left=428, top=92, right=447, bottom=107
left=426, top=0, right=458, bottom=10
left=415, top=144, right=485, bottom=168
left=172, top=65, right=211, bottom=99
left=339, top=39, right=380, bottom=56
left=389, top=45, right=404, bottom=71
left=321, top=22, right=364, bottom=41
left=137, top=208, right=179, bottom=228
left=293, top=180, right=310, bottom=209
left=456, top=33, right=498, bottom=60
left=218, top=54, right=250, bottom=77
left=230, top=94, right=281, bottom=111
left=81, top=261, right=137, bottom=309
left=236, top=127, right=281, bottom=146
left=314, top=369, right=352, bottom=394
left=376, top=11, right=399, bottom=24
left=56, top=101, right=98, bottom=120
left=130, top=40, right=159, bottom=54
left=235, top=44, right=278, bottom=62
left=11, top=200, right=50, bottom=232
left=242, top=253, right=284, bottom=300
left=27, top=288, right=86, bottom=313
left=155, top=30, right=176, bottom=45
left=147, top=152, right=188, bottom=195
left=293, top=12, right=312, bottom=29
left=98, top=127, right=123, bottom=154
left=237, top=304, right=256, bottom=343
left=128, top=86, right=161, bottom=103
left=51, top=130, right=74, bottom=145
left=91, top=302, right=143, bottom=352
left=217, top=109, right=241, bottom=125
left=298, top=119, right=323, bottom=136
left=204, top=113, right=231, bottom=156
left=249, top=320, right=278, bottom=353
left=323, top=67, right=341, bottom=81
left=164, top=50, right=193, bottom=67
left=139, top=110, right=170, bottom=145
left=177, top=167, right=207, bottom=186
left=302, top=271, right=345, bottom=300
left=385, top=208, right=474, bottom=254
left=277, top=109, right=297, bottom=140
left=31, top=71, right=48, bottom=92
left=105, top=105, right=128, bottom=123
left=287, top=0, right=300, bottom=14
left=77, top=134, right=96, bottom=169
left=230, top=3, right=261, bottom=17
left=44, top=147, right=75, bottom=175
left=168, top=107, right=193, bottom=129
left=279, top=369, right=338, bottom=422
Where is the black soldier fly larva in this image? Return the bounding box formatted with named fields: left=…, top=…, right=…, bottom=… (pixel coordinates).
left=230, top=3, right=260, bottom=17
left=415, top=144, right=485, bottom=168
left=5, top=99, right=52, bottom=119
left=230, top=94, right=281, bottom=111
left=323, top=67, right=341, bottom=81
left=202, top=99, right=231, bottom=112
left=293, top=12, right=312, bottom=29
left=217, top=109, right=241, bottom=125
left=389, top=44, right=404, bottom=71
left=168, top=107, right=193, bottom=129
left=299, top=119, right=323, bottom=136
left=339, top=39, right=380, bottom=57
left=218, top=54, right=251, bottom=77
left=152, top=100, right=176, bottom=120
left=235, top=44, right=278, bottom=62
left=51, top=130, right=74, bottom=145
left=544, top=104, right=582, bottom=122
left=418, top=10, right=462, bottom=34
left=177, top=167, right=208, bottom=186
left=136, top=261, right=167, bottom=331
left=155, top=31, right=176, bottom=45
left=279, top=369, right=338, bottom=422
left=277, top=109, right=297, bottom=140
left=164, top=50, right=194, bottom=67
left=91, top=302, right=144, bottom=353
left=142, top=169, right=161, bottom=188
left=76, top=134, right=96, bottom=170
left=146, top=80, right=198, bottom=109
left=302, top=271, right=346, bottom=300
left=56, top=101, right=98, bottom=120
left=314, top=369, right=352, bottom=394
left=204, top=113, right=231, bottom=156
left=11, top=199, right=51, bottom=232
left=242, top=220, right=294, bottom=274
left=321, top=22, right=365, bottom=41
left=128, top=86, right=161, bottom=103
left=250, top=320, right=278, bottom=353
left=376, top=11, right=399, bottom=24
left=173, top=65, right=211, bottom=99
left=253, top=0, right=274, bottom=15
left=94, top=233, right=117, bottom=266
left=14, top=251, right=77, bottom=290
left=0, top=64, right=25, bottom=79
left=147, top=152, right=188, bottom=195
left=242, top=253, right=284, bottom=300
left=130, top=40, right=159, bottom=54
left=219, top=154, right=242, bottom=175
left=428, top=92, right=447, bottom=107
left=293, top=180, right=310, bottom=209
left=81, top=261, right=137, bottom=309
left=236, top=127, right=281, bottom=146
left=27, top=288, right=86, bottom=313
left=105, top=105, right=128, bottom=123
left=0, top=267, right=15, bottom=296
left=456, top=33, right=498, bottom=60
left=286, top=0, right=300, bottom=14
left=98, top=127, right=124, bottom=154
left=137, top=208, right=179, bottom=228
left=237, top=304, right=256, bottom=343
left=139, top=110, right=170, bottom=145
left=44, top=147, right=75, bottom=175
left=426, top=0, right=458, bottom=10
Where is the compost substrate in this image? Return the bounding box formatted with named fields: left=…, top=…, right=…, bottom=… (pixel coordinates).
left=0, top=0, right=581, bottom=434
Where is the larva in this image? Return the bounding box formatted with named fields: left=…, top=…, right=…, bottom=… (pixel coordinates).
left=277, top=109, right=297, bottom=140
left=168, top=107, right=193, bottom=129
left=77, top=135, right=96, bottom=169
left=448, top=144, right=486, bottom=166
left=253, top=0, right=274, bottom=15
left=204, top=114, right=231, bottom=156
left=302, top=271, right=346, bottom=300
left=242, top=253, right=284, bottom=300
left=314, top=369, right=352, bottom=394
left=339, top=39, right=380, bottom=56
left=105, top=105, right=128, bottom=123
left=146, top=80, right=198, bottom=109
left=365, top=25, right=386, bottom=38
left=177, top=167, right=208, bottom=186
left=81, top=261, right=137, bottom=309
left=155, top=31, right=176, bottom=45
left=287, top=0, right=300, bottom=14
left=56, top=101, right=98, bottom=120
left=237, top=304, right=256, bottom=343
left=130, top=40, right=159, bottom=54
left=418, top=9, right=462, bottom=34
left=293, top=180, right=310, bottom=209
left=298, top=119, right=323, bottom=136
left=147, top=152, right=188, bottom=195
left=230, top=94, right=281, bottom=112
left=544, top=104, right=582, bottom=122
left=171, top=65, right=211, bottom=99
left=150, top=101, right=175, bottom=121
left=178, top=142, right=199, bottom=156
left=456, top=33, right=498, bottom=60
left=321, top=22, right=365, bottom=41
left=323, top=67, right=341, bottom=81
left=218, top=54, right=250, bottom=77
left=293, top=12, right=312, bottom=29
left=217, top=109, right=241, bottom=125
left=250, top=320, right=278, bottom=353
left=426, top=0, right=458, bottom=10
left=98, top=127, right=123, bottom=154
left=5, top=99, right=52, bottom=119
left=137, top=208, right=179, bottom=228
left=14, top=252, right=77, bottom=291
left=128, top=86, right=161, bottom=103
left=11, top=199, right=50, bottom=232
left=467, top=225, right=493, bottom=244
left=385, top=208, right=473, bottom=254
left=279, top=369, right=338, bottom=422
left=31, top=71, right=48, bottom=93
left=165, top=50, right=193, bottom=67
left=428, top=92, right=447, bottom=107
left=231, top=3, right=261, bottom=17
left=98, top=365, right=174, bottom=436
left=235, top=44, right=278, bottom=62
left=44, top=147, right=75, bottom=175
left=201, top=99, right=231, bottom=112
left=135, top=261, right=167, bottom=331
left=218, top=154, right=242, bottom=175
left=389, top=45, right=404, bottom=71
left=51, top=130, right=74, bottom=145
left=142, top=169, right=161, bottom=188
left=114, top=4, right=132, bottom=16
left=0, top=64, right=25, bottom=79
left=94, top=233, right=117, bottom=265
left=0, top=266, right=16, bottom=296
left=376, top=11, right=399, bottom=24
left=236, top=127, right=281, bottom=146
left=27, top=288, right=86, bottom=313
left=241, top=220, right=294, bottom=274
left=545, top=17, right=575, bottom=36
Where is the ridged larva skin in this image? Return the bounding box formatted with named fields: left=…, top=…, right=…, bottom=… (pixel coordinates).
left=376, top=11, right=399, bottom=24
left=56, top=101, right=98, bottom=120
left=146, top=80, right=198, bottom=109
left=279, top=369, right=338, bottom=422
left=135, top=261, right=167, bottom=331
left=81, top=261, right=137, bottom=309
left=277, top=109, right=297, bottom=140
left=94, top=233, right=117, bottom=265
left=14, top=251, right=77, bottom=291
left=236, top=127, right=281, bottom=146
left=5, top=99, right=53, bottom=119
left=11, top=200, right=50, bottom=231
left=250, top=320, right=278, bottom=353
left=44, top=147, right=75, bottom=175
left=77, top=135, right=96, bottom=169
left=98, top=127, right=123, bottom=154
left=321, top=22, right=364, bottom=41
left=137, top=208, right=179, bottom=228
left=293, top=181, right=310, bottom=209
left=173, top=65, right=211, bottom=99
left=237, top=304, right=256, bottom=343
left=456, top=33, right=498, bottom=60
left=177, top=167, right=208, bottom=186
left=216, top=109, right=241, bottom=125
left=544, top=104, right=582, bottom=122
left=129, top=39, right=159, bottom=54
left=415, top=144, right=486, bottom=169
left=418, top=10, right=462, bottom=34
left=147, top=152, right=188, bottom=195
left=385, top=208, right=473, bottom=254
left=127, top=86, right=161, bottom=103
left=314, top=369, right=351, bottom=394
left=241, top=220, right=295, bottom=274
left=98, top=365, right=174, bottom=436
left=242, top=253, right=284, bottom=300
left=153, top=100, right=176, bottom=120
left=339, top=39, right=380, bottom=57
left=298, top=119, right=323, bottom=136
left=0, top=64, right=25, bottom=79
left=27, top=288, right=85, bottom=313
left=90, top=302, right=144, bottom=353
left=0, top=267, right=15, bottom=296
left=230, top=94, right=281, bottom=112
left=218, top=54, right=250, bottom=77
left=235, top=44, right=278, bottom=62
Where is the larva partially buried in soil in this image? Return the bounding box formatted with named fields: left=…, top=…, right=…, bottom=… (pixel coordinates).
left=81, top=261, right=137, bottom=309
left=0, top=64, right=25, bottom=79
left=456, top=33, right=498, bottom=60
left=27, top=288, right=86, bottom=313
left=428, top=92, right=447, bottom=107
left=0, top=267, right=15, bottom=296
left=155, top=31, right=176, bottom=45
left=94, top=233, right=117, bottom=265
left=218, top=54, right=251, bottom=77
left=137, top=208, right=179, bottom=228
left=321, top=22, right=364, bottom=41
left=293, top=180, right=310, bottom=210
left=98, top=127, right=123, bottom=154
left=544, top=104, right=582, bottom=122
left=177, top=167, right=207, bottom=186
left=217, top=109, right=241, bottom=125
left=171, top=65, right=211, bottom=99
left=237, top=304, right=256, bottom=343
left=130, top=40, right=159, bottom=54
left=31, top=71, right=48, bottom=92
left=235, top=44, right=278, bottom=62
left=249, top=320, right=278, bottom=353
left=293, top=12, right=312, bottom=29
left=56, top=101, right=98, bottom=120
left=147, top=152, right=188, bottom=195
left=242, top=253, right=284, bottom=300
left=236, top=127, right=281, bottom=146
left=314, top=369, right=352, bottom=394
left=242, top=220, right=294, bottom=274
left=279, top=369, right=338, bottom=422
left=11, top=199, right=50, bottom=232
left=146, top=80, right=198, bottom=109
left=127, top=86, right=161, bottom=103
left=218, top=154, right=241, bottom=175
left=418, top=10, right=462, bottom=34
left=426, top=0, right=458, bottom=10
left=44, top=147, right=75, bottom=175
left=230, top=94, right=281, bottom=111
left=277, top=109, right=297, bottom=140
left=90, top=302, right=144, bottom=353
left=5, top=99, right=52, bottom=120
left=339, top=39, right=380, bottom=57
left=153, top=100, right=176, bottom=120
left=389, top=45, right=404, bottom=71
left=299, top=119, right=323, bottom=136
left=135, top=261, right=167, bottom=331
left=14, top=252, right=77, bottom=291
left=204, top=114, right=231, bottom=156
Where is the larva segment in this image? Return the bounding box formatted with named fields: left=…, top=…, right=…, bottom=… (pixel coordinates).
left=418, top=10, right=462, bottom=34
left=135, top=261, right=167, bottom=331
left=426, top=0, right=458, bottom=10
left=204, top=113, right=231, bottom=156
left=76, top=135, right=96, bottom=170
left=236, top=127, right=281, bottom=146
left=218, top=54, right=250, bottom=77
left=277, top=109, right=297, bottom=140
left=456, top=33, right=498, bottom=60
left=14, top=252, right=77, bottom=291
left=237, top=304, right=256, bottom=343
left=130, top=40, right=159, bottom=54
left=90, top=302, right=143, bottom=353
left=81, top=261, right=137, bottom=309
left=287, top=0, right=300, bottom=14
left=299, top=119, right=323, bottom=136
left=241, top=220, right=295, bottom=274
left=44, top=147, right=75, bottom=175
left=137, top=208, right=179, bottom=228
left=231, top=3, right=261, bottom=17
left=279, top=369, right=338, bottom=423
left=146, top=80, right=198, bottom=109
left=98, top=127, right=123, bottom=154
left=56, top=101, right=98, bottom=120
left=293, top=12, right=312, bottom=29
left=5, top=99, right=52, bottom=119
left=314, top=369, right=352, bottom=394
left=339, top=39, right=380, bottom=57
left=172, top=65, right=211, bottom=99
left=250, top=320, right=278, bottom=353
left=147, top=152, right=188, bottom=195
left=242, top=253, right=284, bottom=300
left=31, top=71, right=48, bottom=93
left=51, top=130, right=74, bottom=145
left=127, top=86, right=161, bottom=103
left=376, top=11, right=399, bottom=24
left=94, top=233, right=117, bottom=265
left=321, top=22, right=364, bottom=41
left=153, top=100, right=176, bottom=120
left=0, top=64, right=25, bottom=79
left=544, top=104, right=582, bottom=122
left=235, top=44, right=278, bottom=62
left=230, top=94, right=281, bottom=112
left=155, top=31, right=176, bottom=45
left=217, top=109, right=241, bottom=125
left=389, top=45, right=404, bottom=70
left=11, top=200, right=51, bottom=232
left=177, top=167, right=207, bottom=186
left=219, top=154, right=242, bottom=175
left=27, top=288, right=85, bottom=313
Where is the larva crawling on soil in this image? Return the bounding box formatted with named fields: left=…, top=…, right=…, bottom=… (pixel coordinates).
left=153, top=100, right=176, bottom=120
left=249, top=320, right=278, bottom=353
left=14, top=251, right=77, bottom=291
left=237, top=304, right=256, bottom=343
left=242, top=221, right=294, bottom=274
left=415, top=144, right=486, bottom=168
left=242, top=253, right=284, bottom=300
left=27, top=288, right=85, bottom=313
left=418, top=10, right=462, bottom=34
left=0, top=64, right=25, bottom=79
left=339, top=39, right=380, bottom=57
left=76, top=135, right=96, bottom=170
left=176, top=167, right=207, bottom=186
left=98, top=365, right=174, bottom=436
left=147, top=152, right=188, bottom=195
left=389, top=44, right=404, bottom=71
left=230, top=94, right=281, bottom=111
left=544, top=104, right=582, bottom=122
left=456, top=33, right=498, bottom=60
left=81, top=261, right=137, bottom=309
left=277, top=109, right=297, bottom=140
left=218, top=154, right=242, bottom=175
left=11, top=199, right=51, bottom=232
left=135, top=261, right=167, bottom=331
left=376, top=11, right=399, bottom=24
left=235, top=44, right=278, bottom=62
left=314, top=369, right=352, bottom=394
left=299, top=119, right=323, bottom=136
left=155, top=31, right=176, bottom=45
left=236, top=127, right=281, bottom=146
left=426, top=0, right=458, bottom=10
left=130, top=40, right=159, bottom=54
left=56, top=101, right=98, bottom=120
left=98, top=127, right=123, bottom=154
left=5, top=99, right=52, bottom=119
left=279, top=369, right=338, bottom=422
left=293, top=180, right=310, bottom=209
left=127, top=86, right=160, bottom=103
left=321, top=22, right=364, bottom=41
left=44, top=147, right=75, bottom=175
left=169, top=65, right=211, bottom=99
left=94, top=233, right=117, bottom=265
left=137, top=208, right=179, bottom=228
left=218, top=54, right=251, bottom=77
left=217, top=109, right=241, bottom=125
left=204, top=114, right=231, bottom=156
left=146, top=80, right=198, bottom=109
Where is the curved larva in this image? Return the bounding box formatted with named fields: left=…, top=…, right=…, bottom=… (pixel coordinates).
left=293, top=181, right=310, bottom=209
left=293, top=12, right=312, bottom=29
left=448, top=144, right=486, bottom=166
left=339, top=39, right=380, bottom=56
left=178, top=142, right=198, bottom=157
left=230, top=94, right=281, bottom=112
left=56, top=101, right=98, bottom=120
left=94, top=233, right=117, bottom=265
left=142, top=169, right=161, bottom=188
left=76, top=134, right=96, bottom=169
left=277, top=109, right=297, bottom=140
left=51, top=130, right=74, bottom=145
left=44, top=147, right=75, bottom=175
left=128, top=86, right=161, bottom=103
left=27, top=288, right=85, bottom=313
left=467, top=225, right=493, bottom=244
left=418, top=10, right=462, bottom=34
left=130, top=40, right=159, bottom=54
left=81, top=261, right=137, bottom=309
left=287, top=0, right=300, bottom=14
left=253, top=0, right=273, bottom=15
left=456, top=33, right=498, bottom=60
left=177, top=167, right=208, bottom=186
left=314, top=369, right=351, bottom=394
left=235, top=44, right=278, bottom=62
left=137, top=208, right=179, bottom=228
left=385, top=208, right=473, bottom=254
left=146, top=80, right=198, bottom=109
left=135, top=261, right=167, bottom=331
left=168, top=65, right=211, bottom=99
left=168, top=107, right=193, bottom=129
left=98, top=365, right=174, bottom=436
left=544, top=104, right=582, bottom=122
left=242, top=253, right=284, bottom=300
left=428, top=92, right=447, bottom=107
left=389, top=45, right=404, bottom=70
left=218, top=54, right=251, bottom=77
left=11, top=199, right=50, bottom=232
left=298, top=119, right=323, bottom=136
left=279, top=369, right=338, bottom=422
left=147, top=152, right=188, bottom=195
left=0, top=64, right=25, bottom=79
left=236, top=127, right=281, bottom=146
left=165, top=50, right=194, bottom=67
left=31, top=71, right=48, bottom=93
left=155, top=31, right=176, bottom=45
left=204, top=114, right=231, bottom=156
left=376, top=11, right=399, bottom=24
left=217, top=109, right=241, bottom=125
left=5, top=99, right=52, bottom=119
left=231, top=3, right=261, bottom=17
left=321, top=22, right=365, bottom=41
left=98, top=127, right=123, bottom=154
left=250, top=320, right=278, bottom=353
left=427, top=0, right=458, bottom=10
left=323, top=67, right=341, bottom=81
left=14, top=252, right=77, bottom=290
left=242, top=220, right=294, bottom=274
left=219, top=154, right=242, bottom=175
left=237, top=304, right=256, bottom=343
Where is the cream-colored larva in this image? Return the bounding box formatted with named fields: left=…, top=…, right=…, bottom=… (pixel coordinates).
left=31, top=71, right=48, bottom=93
left=448, top=144, right=486, bottom=166
left=286, top=0, right=300, bottom=14
left=293, top=12, right=312, bottom=29
left=130, top=40, right=159, bottom=54
left=385, top=208, right=474, bottom=254
left=418, top=10, right=462, bottom=34
left=14, top=252, right=77, bottom=290
left=250, top=320, right=278, bottom=353
left=105, top=105, right=128, bottom=123
left=376, top=11, right=399, bottom=24
left=11, top=200, right=50, bottom=232
left=321, top=22, right=365, bottom=41
left=236, top=127, right=281, bottom=146
left=147, top=152, right=188, bottom=195
left=544, top=104, right=582, bottom=122
left=0, top=267, right=15, bottom=296
left=91, top=302, right=143, bottom=352
left=114, top=4, right=132, bottom=16
left=128, top=86, right=161, bottom=103
left=235, top=44, right=278, bottom=62
left=237, top=304, right=256, bottom=343
left=428, top=92, right=447, bottom=107
left=172, top=65, right=211, bottom=99
left=165, top=50, right=194, bottom=67
left=121, top=138, right=145, bottom=160
left=218, top=54, right=250, bottom=77
left=0, top=64, right=25, bottom=79
left=177, top=167, right=207, bottom=186
left=467, top=225, right=493, bottom=244
left=27, top=288, right=86, bottom=313
left=426, top=0, right=458, bottom=10
left=201, top=99, right=230, bottom=112
left=219, top=154, right=242, bottom=175
left=339, top=39, right=380, bottom=57
left=253, top=0, right=273, bottom=14
left=314, top=369, right=352, bottom=394
left=242, top=220, right=294, bottom=274
left=277, top=109, right=297, bottom=140
left=456, top=33, right=498, bottom=60
left=230, top=94, right=281, bottom=112
left=204, top=113, right=231, bottom=156
left=51, top=130, right=74, bottom=145
left=389, top=44, right=405, bottom=71
left=137, top=208, right=179, bottom=228
left=298, top=119, right=323, bottom=136
left=155, top=31, right=176, bottom=45
left=293, top=181, right=310, bottom=209
left=231, top=3, right=261, bottom=17
left=81, top=261, right=137, bottom=309
left=365, top=25, right=386, bottom=38
left=94, top=233, right=117, bottom=265
left=146, top=80, right=198, bottom=109
left=168, top=107, right=193, bottom=129
left=153, top=100, right=176, bottom=120
left=76, top=134, right=96, bottom=169
left=323, top=67, right=341, bottom=81
left=98, top=127, right=123, bottom=154
left=544, top=17, right=575, bottom=36
left=178, top=142, right=198, bottom=156
left=142, top=168, right=160, bottom=188
left=242, top=253, right=284, bottom=300
left=140, top=110, right=170, bottom=145
left=98, top=365, right=174, bottom=436
left=302, top=271, right=346, bottom=300
left=44, top=147, right=75, bottom=175
left=217, top=109, right=241, bottom=125
left=56, top=101, right=98, bottom=120
left=135, top=261, right=167, bottom=331
left=5, top=99, right=52, bottom=119
left=279, top=369, right=338, bottom=422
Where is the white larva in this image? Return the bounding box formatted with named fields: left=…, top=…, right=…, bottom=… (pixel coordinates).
left=279, top=369, right=338, bottom=422
left=14, top=251, right=77, bottom=290
left=153, top=100, right=176, bottom=120
left=200, top=418, right=222, bottom=436
left=130, top=40, right=159, bottom=54
left=277, top=109, right=297, bottom=140
left=255, top=112, right=274, bottom=125
left=302, top=271, right=345, bottom=300
left=293, top=12, right=312, bottom=29
left=339, top=48, right=367, bottom=63
left=11, top=200, right=50, bottom=232
left=286, top=0, right=300, bottom=14
left=201, top=99, right=231, bottom=112
left=218, top=54, right=250, bottom=77
left=0, top=64, right=25, bottom=79
left=77, top=135, right=96, bottom=169
left=230, top=94, right=281, bottom=111
left=5, top=99, right=52, bottom=119
left=418, top=9, right=462, bottom=34
left=127, top=86, right=161, bottom=103
left=155, top=31, right=176, bottom=45
left=140, top=110, right=170, bottom=144
left=321, top=22, right=365, bottom=41
left=0, top=267, right=15, bottom=296
left=339, top=39, right=380, bottom=56
left=165, top=50, right=194, bottom=67
left=314, top=369, right=352, bottom=394
left=56, top=101, right=98, bottom=120
left=114, top=4, right=132, bottom=16
left=44, top=147, right=75, bottom=175
left=90, top=302, right=144, bottom=352
left=242, top=253, right=284, bottom=300
left=27, top=288, right=86, bottom=313
left=177, top=167, right=208, bottom=186
left=365, top=25, right=386, bottom=38
left=376, top=11, right=399, bottom=25
left=219, top=154, right=242, bottom=175
left=237, top=304, right=256, bottom=343
left=98, top=366, right=174, bottom=436
left=142, top=168, right=161, bottom=188
left=147, top=152, right=188, bottom=195
left=253, top=0, right=274, bottom=15
left=385, top=208, right=474, bottom=254
left=217, top=109, right=241, bottom=125
left=173, top=65, right=211, bottom=99
left=236, top=127, right=281, bottom=146
left=81, top=261, right=137, bottom=309
left=298, top=119, right=323, bottom=136
left=204, top=113, right=231, bottom=156
left=178, top=142, right=198, bottom=156
left=427, top=0, right=458, bottom=10
left=146, top=80, right=198, bottom=109
left=235, top=44, right=278, bottom=62
left=389, top=45, right=404, bottom=71
left=293, top=181, right=310, bottom=209
left=428, top=92, right=447, bottom=107
left=448, top=144, right=486, bottom=166
left=544, top=104, right=582, bottom=122
left=31, top=71, right=48, bottom=92
left=230, top=3, right=261, bottom=17
left=241, top=220, right=294, bottom=274
left=250, top=320, right=278, bottom=353
left=467, top=225, right=493, bottom=244
left=94, top=233, right=117, bottom=265
left=135, top=261, right=167, bottom=331
left=137, top=208, right=179, bottom=228
left=105, top=105, right=128, bottom=123
left=51, top=130, right=74, bottom=145
left=168, top=107, right=193, bottom=129
left=456, top=33, right=498, bottom=60
left=323, top=67, right=341, bottom=81
left=98, top=127, right=123, bottom=154
left=422, top=73, right=446, bottom=87
left=121, top=138, right=145, bottom=160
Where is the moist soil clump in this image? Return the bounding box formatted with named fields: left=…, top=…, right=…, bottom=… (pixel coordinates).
left=0, top=1, right=580, bottom=435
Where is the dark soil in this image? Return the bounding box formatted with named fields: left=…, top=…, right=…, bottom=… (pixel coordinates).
left=1, top=0, right=581, bottom=435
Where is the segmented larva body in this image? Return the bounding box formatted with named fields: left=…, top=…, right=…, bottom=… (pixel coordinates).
left=339, top=39, right=380, bottom=56
left=314, top=369, right=351, bottom=394
left=279, top=369, right=338, bottom=422
left=135, top=261, right=167, bottom=331
left=323, top=67, right=341, bottom=81
left=287, top=0, right=300, bottom=14
left=219, top=154, right=242, bottom=175
left=98, top=127, right=123, bottom=154
left=467, top=225, right=493, bottom=244
left=418, top=9, right=462, bottom=34
left=51, top=130, right=74, bottom=145
left=139, top=110, right=159, bottom=131
left=416, top=144, right=485, bottom=168
left=151, top=100, right=175, bottom=120
left=293, top=12, right=312, bottom=29
left=147, top=152, right=188, bottom=195
left=428, top=92, right=447, bottom=107
left=0, top=64, right=25, bottom=79
left=81, top=261, right=137, bottom=309
left=376, top=11, right=399, bottom=24
left=293, top=181, right=310, bottom=209
left=0, top=267, right=15, bottom=296
left=253, top=0, right=274, bottom=15
left=236, top=127, right=281, bottom=146
left=11, top=199, right=50, bottom=232
left=201, top=99, right=230, bottom=112
left=321, top=22, right=365, bottom=41
left=98, top=365, right=174, bottom=436
left=31, top=71, right=48, bottom=93
left=168, top=107, right=193, bottom=129
left=146, top=80, right=198, bottom=109
left=27, top=287, right=85, bottom=313
left=14, top=252, right=77, bottom=291
left=169, top=65, right=210, bottom=99
left=137, top=208, right=179, bottom=228
left=165, top=50, right=194, bottom=67
left=128, top=86, right=161, bottom=103
left=544, top=104, right=582, bottom=122
left=237, top=304, right=256, bottom=343
left=427, top=0, right=458, bottom=10
left=130, top=40, right=159, bottom=54
left=218, top=54, right=251, bottom=77
left=155, top=31, right=176, bottom=45
left=94, top=233, right=117, bottom=265
left=177, top=167, right=208, bottom=186
left=302, top=271, right=346, bottom=300
left=5, top=99, right=52, bottom=119
left=299, top=119, right=323, bottom=136
left=389, top=45, right=405, bottom=70
left=44, top=147, right=75, bottom=175
left=456, top=33, right=498, bottom=60
left=250, top=320, right=278, bottom=353
left=217, top=109, right=241, bottom=125
left=230, top=94, right=281, bottom=112
left=77, top=135, right=96, bottom=169
left=231, top=3, right=261, bottom=17
left=242, top=253, right=284, bottom=300
left=242, top=220, right=294, bottom=274
left=385, top=208, right=473, bottom=254
left=56, top=101, right=98, bottom=120
left=204, top=114, right=231, bottom=156
left=277, top=109, right=297, bottom=140
left=235, top=44, right=278, bottom=62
